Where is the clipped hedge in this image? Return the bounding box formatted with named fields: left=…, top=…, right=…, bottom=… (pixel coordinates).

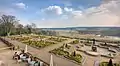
left=49, top=46, right=82, bottom=64
left=69, top=40, right=79, bottom=44
left=99, top=62, right=120, bottom=66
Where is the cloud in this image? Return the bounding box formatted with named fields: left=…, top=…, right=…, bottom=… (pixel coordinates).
left=35, top=13, right=119, bottom=28
left=35, top=0, right=120, bottom=28
left=41, top=5, right=63, bottom=16
left=63, top=7, right=83, bottom=19
left=86, top=0, right=120, bottom=16
left=64, top=7, right=73, bottom=12
left=102, top=0, right=118, bottom=3
left=71, top=11, right=82, bottom=18
left=15, top=3, right=27, bottom=9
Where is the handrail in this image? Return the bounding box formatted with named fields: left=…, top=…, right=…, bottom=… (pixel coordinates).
left=26, top=52, right=49, bottom=66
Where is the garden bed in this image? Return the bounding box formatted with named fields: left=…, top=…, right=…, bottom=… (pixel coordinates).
left=69, top=40, right=79, bottom=44
left=99, top=62, right=119, bottom=66
left=22, top=40, right=56, bottom=48
left=48, top=37, right=67, bottom=42
left=49, top=46, right=82, bottom=64
left=9, top=35, right=56, bottom=48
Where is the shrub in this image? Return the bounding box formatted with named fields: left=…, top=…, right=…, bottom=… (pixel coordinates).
left=70, top=40, right=79, bottom=44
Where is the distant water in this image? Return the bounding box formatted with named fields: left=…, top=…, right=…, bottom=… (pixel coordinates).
left=41, top=27, right=120, bottom=37
left=41, top=27, right=120, bottom=30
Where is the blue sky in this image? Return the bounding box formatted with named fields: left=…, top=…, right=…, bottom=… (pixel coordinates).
left=0, top=0, right=120, bottom=28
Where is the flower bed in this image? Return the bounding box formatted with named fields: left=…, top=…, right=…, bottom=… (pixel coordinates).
left=9, top=35, right=56, bottom=48
left=99, top=62, right=119, bottom=66
left=48, top=37, right=67, bottom=42
left=10, top=37, right=31, bottom=41
left=49, top=46, right=82, bottom=64
left=69, top=40, right=79, bottom=44
left=30, top=35, right=46, bottom=39
left=22, top=40, right=56, bottom=48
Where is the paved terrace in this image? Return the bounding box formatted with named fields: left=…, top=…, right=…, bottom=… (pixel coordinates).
left=0, top=40, right=26, bottom=66
left=3, top=37, right=80, bottom=66
left=0, top=50, right=26, bottom=66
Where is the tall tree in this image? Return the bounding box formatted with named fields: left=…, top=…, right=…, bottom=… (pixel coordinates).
left=17, top=24, right=24, bottom=35
left=0, top=15, right=18, bottom=36
left=92, top=39, right=95, bottom=45
left=25, top=24, right=32, bottom=34
left=31, top=23, right=37, bottom=34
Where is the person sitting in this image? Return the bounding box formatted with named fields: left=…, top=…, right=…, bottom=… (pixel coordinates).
left=34, top=58, right=40, bottom=66
left=13, top=52, right=18, bottom=60
left=20, top=54, right=27, bottom=62
left=20, top=50, right=25, bottom=55
left=28, top=57, right=36, bottom=66
left=40, top=61, right=43, bottom=66
left=27, top=55, right=32, bottom=63
left=16, top=55, right=22, bottom=63
left=19, top=50, right=26, bottom=59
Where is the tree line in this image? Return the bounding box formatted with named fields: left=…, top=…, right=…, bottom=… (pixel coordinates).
left=0, top=14, right=58, bottom=36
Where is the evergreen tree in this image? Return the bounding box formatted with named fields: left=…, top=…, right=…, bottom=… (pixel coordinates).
left=73, top=51, right=76, bottom=56
left=108, top=59, right=113, bottom=66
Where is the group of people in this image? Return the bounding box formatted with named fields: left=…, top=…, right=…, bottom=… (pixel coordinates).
left=13, top=50, right=43, bottom=66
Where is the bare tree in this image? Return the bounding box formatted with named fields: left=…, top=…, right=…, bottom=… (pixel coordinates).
left=17, top=24, right=24, bottom=35
left=0, top=15, right=18, bottom=36
left=25, top=24, right=32, bottom=34
left=31, top=23, right=37, bottom=34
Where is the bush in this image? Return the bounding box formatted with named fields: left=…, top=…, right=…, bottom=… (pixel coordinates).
left=49, top=37, right=67, bottom=42
left=70, top=40, right=79, bottom=44
left=69, top=54, right=82, bottom=63
left=10, top=36, right=56, bottom=48
left=50, top=47, right=82, bottom=64
left=99, top=62, right=120, bottom=66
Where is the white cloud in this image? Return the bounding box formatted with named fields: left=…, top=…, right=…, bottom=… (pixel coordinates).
left=64, top=7, right=73, bottom=12
left=71, top=11, right=82, bottom=18
left=15, top=3, right=27, bottom=9
left=41, top=5, right=63, bottom=15
left=34, top=0, right=120, bottom=28
left=63, top=7, right=83, bottom=19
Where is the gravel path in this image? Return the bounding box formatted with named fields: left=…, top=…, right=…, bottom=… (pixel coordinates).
left=0, top=50, right=26, bottom=66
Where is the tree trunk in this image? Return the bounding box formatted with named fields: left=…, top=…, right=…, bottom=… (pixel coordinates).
left=7, top=31, right=11, bottom=36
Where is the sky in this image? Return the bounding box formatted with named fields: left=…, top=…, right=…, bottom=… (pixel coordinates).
left=0, top=0, right=120, bottom=28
